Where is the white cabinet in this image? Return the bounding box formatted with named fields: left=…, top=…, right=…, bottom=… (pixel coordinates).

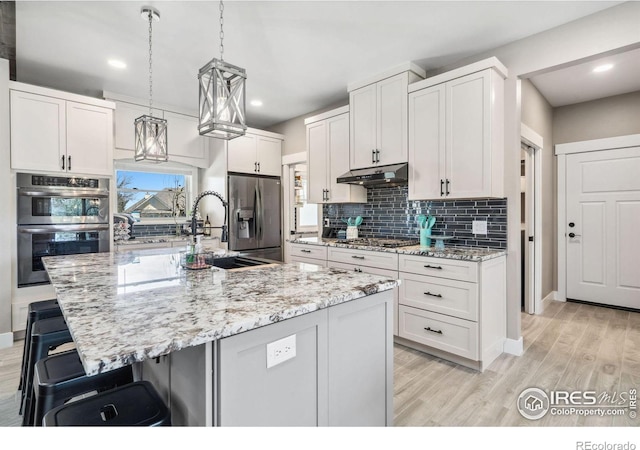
left=110, top=99, right=210, bottom=168
left=227, top=129, right=283, bottom=177
left=306, top=107, right=366, bottom=204
left=397, top=253, right=506, bottom=371
left=349, top=66, right=424, bottom=170
left=10, top=86, right=114, bottom=176
left=408, top=60, right=506, bottom=200
left=288, top=243, right=327, bottom=266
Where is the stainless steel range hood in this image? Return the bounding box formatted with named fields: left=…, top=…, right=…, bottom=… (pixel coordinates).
left=336, top=163, right=408, bottom=186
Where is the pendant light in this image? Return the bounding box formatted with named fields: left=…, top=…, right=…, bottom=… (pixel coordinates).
left=135, top=6, right=168, bottom=162
left=198, top=0, right=247, bottom=140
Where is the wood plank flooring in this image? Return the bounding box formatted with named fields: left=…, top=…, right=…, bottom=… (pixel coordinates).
left=1, top=300, right=638, bottom=427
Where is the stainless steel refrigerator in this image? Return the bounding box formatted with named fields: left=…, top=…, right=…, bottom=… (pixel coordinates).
left=228, top=173, right=282, bottom=261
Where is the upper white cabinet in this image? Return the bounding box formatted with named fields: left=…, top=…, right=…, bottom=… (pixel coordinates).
left=408, top=58, right=507, bottom=200
left=227, top=128, right=283, bottom=177
left=10, top=84, right=114, bottom=176
left=107, top=94, right=210, bottom=168
left=348, top=64, right=425, bottom=170
left=305, top=106, right=366, bottom=204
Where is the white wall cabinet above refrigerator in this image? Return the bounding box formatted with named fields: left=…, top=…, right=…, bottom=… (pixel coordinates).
left=227, top=128, right=283, bottom=177
left=348, top=63, right=425, bottom=170
left=408, top=58, right=507, bottom=200
left=10, top=83, right=114, bottom=176
left=106, top=93, right=210, bottom=168
left=305, top=106, right=366, bottom=204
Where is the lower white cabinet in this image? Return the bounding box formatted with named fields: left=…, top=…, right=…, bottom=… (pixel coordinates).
left=397, top=254, right=506, bottom=372
left=288, top=243, right=328, bottom=267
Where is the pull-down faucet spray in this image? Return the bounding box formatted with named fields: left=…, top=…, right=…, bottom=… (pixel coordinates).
left=190, top=190, right=228, bottom=244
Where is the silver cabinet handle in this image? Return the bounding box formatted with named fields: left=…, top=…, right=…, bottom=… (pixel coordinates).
left=424, top=327, right=443, bottom=335
left=424, top=291, right=443, bottom=298
left=371, top=149, right=376, bottom=164
left=424, top=264, right=443, bottom=270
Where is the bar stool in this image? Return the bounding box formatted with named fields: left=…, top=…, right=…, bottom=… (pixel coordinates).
left=18, top=300, right=62, bottom=397
left=42, top=381, right=171, bottom=426
left=21, top=316, right=73, bottom=426
left=31, top=349, right=134, bottom=426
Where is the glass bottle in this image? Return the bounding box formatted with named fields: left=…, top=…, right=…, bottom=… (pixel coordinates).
left=204, top=215, right=211, bottom=236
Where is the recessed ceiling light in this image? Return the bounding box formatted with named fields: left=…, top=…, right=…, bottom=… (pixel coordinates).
left=108, top=59, right=127, bottom=69
left=593, top=63, right=613, bottom=73
left=250, top=100, right=263, bottom=107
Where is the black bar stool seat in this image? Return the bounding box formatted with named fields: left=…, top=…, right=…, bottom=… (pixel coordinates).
left=21, top=316, right=73, bottom=425
left=32, top=349, right=134, bottom=426
left=19, top=300, right=62, bottom=394
left=42, top=381, right=171, bottom=427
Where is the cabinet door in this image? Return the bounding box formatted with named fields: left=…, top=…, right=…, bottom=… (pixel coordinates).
left=306, top=120, right=328, bottom=204
left=164, top=111, right=207, bottom=163
left=408, top=84, right=445, bottom=200
left=66, top=102, right=113, bottom=176
left=349, top=84, right=377, bottom=170
left=10, top=90, right=66, bottom=173
left=376, top=73, right=408, bottom=166
left=326, top=113, right=361, bottom=203
left=446, top=71, right=491, bottom=198
left=227, top=133, right=258, bottom=174
left=256, top=135, right=282, bottom=176
left=113, top=101, right=148, bottom=152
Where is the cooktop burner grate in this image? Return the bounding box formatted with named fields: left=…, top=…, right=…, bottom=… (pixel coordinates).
left=337, top=238, right=420, bottom=248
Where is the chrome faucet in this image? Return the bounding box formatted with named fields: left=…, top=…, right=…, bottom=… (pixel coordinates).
left=190, top=190, right=228, bottom=243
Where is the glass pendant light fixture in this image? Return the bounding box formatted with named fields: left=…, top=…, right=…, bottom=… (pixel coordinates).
left=198, top=0, right=247, bottom=140
left=135, top=6, right=168, bottom=162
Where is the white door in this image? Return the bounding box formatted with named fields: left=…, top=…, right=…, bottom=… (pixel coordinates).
left=349, top=83, right=377, bottom=169
left=255, top=135, right=282, bottom=177
left=164, top=111, right=206, bottom=161
left=376, top=72, right=408, bottom=166
left=66, top=101, right=113, bottom=176
left=327, top=113, right=352, bottom=203
left=227, top=133, right=257, bottom=174
left=306, top=120, right=327, bottom=204
left=566, top=146, right=640, bottom=309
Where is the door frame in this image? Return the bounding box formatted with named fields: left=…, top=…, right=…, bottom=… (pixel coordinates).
left=521, top=123, right=543, bottom=314
left=555, top=133, right=640, bottom=302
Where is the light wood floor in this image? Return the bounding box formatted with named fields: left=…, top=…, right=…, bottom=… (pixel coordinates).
left=1, top=300, right=638, bottom=427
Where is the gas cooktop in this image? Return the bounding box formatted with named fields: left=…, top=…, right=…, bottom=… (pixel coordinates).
left=335, top=237, right=419, bottom=248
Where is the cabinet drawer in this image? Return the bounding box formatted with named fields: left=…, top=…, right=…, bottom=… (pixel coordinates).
left=399, top=305, right=478, bottom=361
left=399, top=272, right=478, bottom=321
left=327, top=247, right=398, bottom=271
left=327, top=261, right=397, bottom=279
left=289, top=244, right=328, bottom=261
left=289, top=255, right=327, bottom=268
left=398, top=254, right=477, bottom=282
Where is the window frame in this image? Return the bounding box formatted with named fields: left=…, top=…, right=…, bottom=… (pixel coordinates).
left=114, top=161, right=199, bottom=225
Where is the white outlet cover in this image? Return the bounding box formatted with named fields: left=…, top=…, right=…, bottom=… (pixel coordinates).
left=266, top=334, right=297, bottom=369
left=472, top=220, right=488, bottom=235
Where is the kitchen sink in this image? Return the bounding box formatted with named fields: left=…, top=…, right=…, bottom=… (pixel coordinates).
left=209, top=256, right=277, bottom=270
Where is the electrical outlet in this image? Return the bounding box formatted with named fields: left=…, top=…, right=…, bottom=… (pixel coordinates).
left=472, top=220, right=488, bottom=235
left=324, top=218, right=330, bottom=227
left=266, top=334, right=296, bottom=368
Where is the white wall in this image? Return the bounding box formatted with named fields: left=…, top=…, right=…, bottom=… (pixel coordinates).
left=198, top=138, right=228, bottom=246
left=521, top=79, right=555, bottom=298
left=0, top=59, right=12, bottom=346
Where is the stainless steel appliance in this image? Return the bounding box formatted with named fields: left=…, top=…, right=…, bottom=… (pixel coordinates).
left=336, top=163, right=408, bottom=186
left=17, top=173, right=110, bottom=287
left=228, top=173, right=282, bottom=261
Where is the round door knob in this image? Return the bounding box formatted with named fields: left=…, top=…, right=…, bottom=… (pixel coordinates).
left=569, top=232, right=576, bottom=238
left=568, top=222, right=575, bottom=227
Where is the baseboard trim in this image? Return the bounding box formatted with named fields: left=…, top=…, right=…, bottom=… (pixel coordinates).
left=0, top=331, right=13, bottom=349
left=503, top=337, right=523, bottom=356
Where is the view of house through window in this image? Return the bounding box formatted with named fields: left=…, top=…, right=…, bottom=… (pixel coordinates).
left=116, top=170, right=190, bottom=221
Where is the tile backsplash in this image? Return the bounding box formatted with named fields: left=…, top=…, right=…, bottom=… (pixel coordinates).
left=323, top=185, right=507, bottom=249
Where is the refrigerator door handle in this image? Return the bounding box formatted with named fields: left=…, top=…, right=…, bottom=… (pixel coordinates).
left=255, top=184, right=263, bottom=241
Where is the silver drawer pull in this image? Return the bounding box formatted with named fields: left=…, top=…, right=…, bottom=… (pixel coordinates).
left=351, top=255, right=365, bottom=260
left=424, top=291, right=443, bottom=298
left=424, top=327, right=443, bottom=335
left=424, top=264, right=442, bottom=270
left=300, top=249, right=311, bottom=253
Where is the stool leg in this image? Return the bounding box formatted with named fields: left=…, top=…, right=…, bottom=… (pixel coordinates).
left=22, top=338, right=51, bottom=426
left=18, top=314, right=35, bottom=394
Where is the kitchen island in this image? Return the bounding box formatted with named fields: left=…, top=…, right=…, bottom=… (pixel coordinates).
left=42, top=246, right=399, bottom=426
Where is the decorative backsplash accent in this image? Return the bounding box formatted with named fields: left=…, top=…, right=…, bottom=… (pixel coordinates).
left=128, top=223, right=180, bottom=238
left=322, top=185, right=507, bottom=249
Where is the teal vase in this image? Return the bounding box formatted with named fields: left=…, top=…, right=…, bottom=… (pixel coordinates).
left=420, top=228, right=432, bottom=247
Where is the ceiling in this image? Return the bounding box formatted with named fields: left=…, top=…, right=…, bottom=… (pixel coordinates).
left=14, top=1, right=628, bottom=129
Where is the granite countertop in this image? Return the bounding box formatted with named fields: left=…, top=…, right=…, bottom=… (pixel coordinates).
left=114, top=235, right=220, bottom=246
left=288, top=237, right=506, bottom=262
left=42, top=247, right=399, bottom=376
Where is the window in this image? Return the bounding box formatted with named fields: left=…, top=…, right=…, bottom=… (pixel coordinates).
left=116, top=165, right=194, bottom=223
left=292, top=167, right=318, bottom=232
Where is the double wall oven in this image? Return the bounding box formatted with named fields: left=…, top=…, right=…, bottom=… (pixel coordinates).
left=17, top=173, right=110, bottom=287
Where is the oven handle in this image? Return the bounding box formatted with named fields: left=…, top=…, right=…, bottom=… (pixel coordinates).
left=17, top=224, right=110, bottom=233
left=18, top=189, right=109, bottom=198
